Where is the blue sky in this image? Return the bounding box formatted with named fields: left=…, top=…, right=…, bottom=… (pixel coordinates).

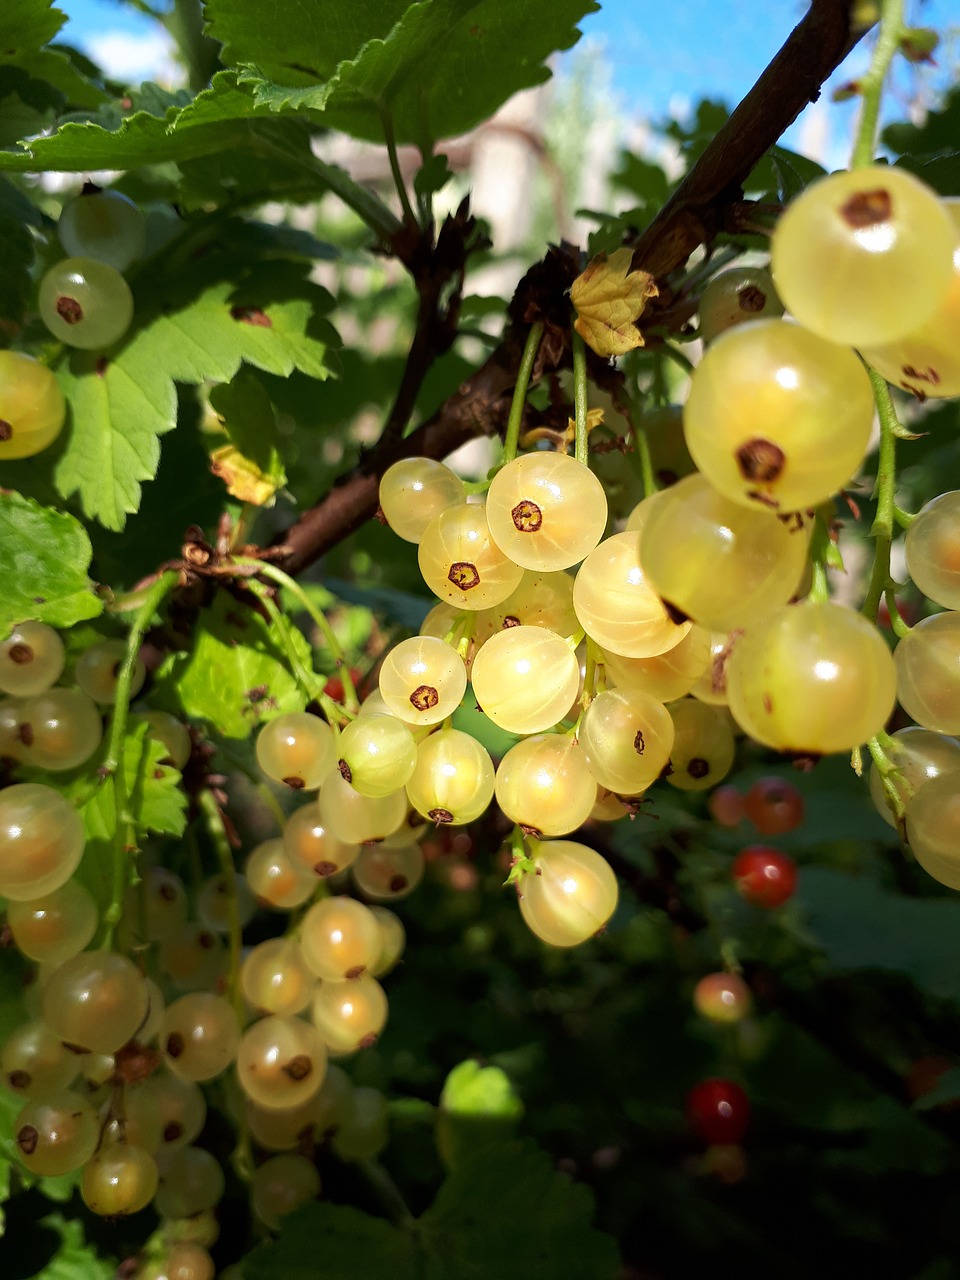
left=56, top=0, right=958, bottom=162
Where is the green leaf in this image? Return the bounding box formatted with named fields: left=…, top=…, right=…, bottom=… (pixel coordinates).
left=6, top=248, right=337, bottom=530
left=884, top=86, right=960, bottom=158
left=0, top=64, right=62, bottom=145
left=0, top=71, right=266, bottom=171
left=209, top=369, right=287, bottom=506
left=0, top=491, right=103, bottom=635
left=156, top=589, right=312, bottom=739
left=16, top=48, right=109, bottom=110
left=86, top=387, right=224, bottom=587
left=208, top=0, right=598, bottom=146
left=896, top=152, right=960, bottom=197
left=609, top=152, right=670, bottom=212
left=799, top=867, right=960, bottom=1002
left=420, top=1139, right=620, bottom=1279
left=0, top=176, right=41, bottom=324
left=29, top=1215, right=114, bottom=1280
left=746, top=145, right=827, bottom=202
left=0, top=0, right=66, bottom=61
left=74, top=727, right=188, bottom=842
left=244, top=1202, right=417, bottom=1280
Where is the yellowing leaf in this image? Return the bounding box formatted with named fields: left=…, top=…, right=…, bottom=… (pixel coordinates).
left=209, top=443, right=283, bottom=505
left=208, top=369, right=287, bottom=507
left=570, top=247, right=658, bottom=358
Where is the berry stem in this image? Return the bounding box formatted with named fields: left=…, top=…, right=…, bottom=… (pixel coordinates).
left=631, top=419, right=658, bottom=498
left=238, top=559, right=359, bottom=714
left=198, top=789, right=245, bottom=1020
left=861, top=366, right=904, bottom=625
left=381, top=111, right=419, bottom=230
left=505, top=825, right=536, bottom=884
left=865, top=733, right=912, bottom=824
left=572, top=327, right=589, bottom=466
left=99, top=569, right=179, bottom=949
left=255, top=133, right=402, bottom=245
left=502, top=321, right=544, bottom=465
left=247, top=580, right=347, bottom=726
left=851, top=0, right=905, bottom=169
left=357, top=1158, right=415, bottom=1229
left=882, top=588, right=911, bottom=638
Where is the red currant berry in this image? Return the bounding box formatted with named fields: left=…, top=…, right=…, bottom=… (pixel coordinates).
left=708, top=784, right=745, bottom=829
left=743, top=776, right=804, bottom=836
left=686, top=1078, right=750, bottom=1145
left=693, top=972, right=753, bottom=1024
left=323, top=675, right=345, bottom=702
left=732, top=845, right=798, bottom=908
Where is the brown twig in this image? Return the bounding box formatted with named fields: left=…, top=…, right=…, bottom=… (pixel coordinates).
left=271, top=0, right=866, bottom=579
left=629, top=0, right=865, bottom=280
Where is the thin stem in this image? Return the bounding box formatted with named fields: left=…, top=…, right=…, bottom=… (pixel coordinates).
left=255, top=134, right=402, bottom=245
left=883, top=588, right=912, bottom=638
left=661, top=341, right=695, bottom=376
left=245, top=579, right=345, bottom=724
left=866, top=733, right=911, bottom=827
left=502, top=321, right=544, bottom=465
left=198, top=790, right=245, bottom=1018
left=99, top=570, right=179, bottom=949
left=382, top=112, right=418, bottom=229
left=572, top=328, right=589, bottom=466
left=505, top=825, right=536, bottom=885
left=893, top=504, right=917, bottom=530
left=851, top=0, right=905, bottom=168
left=357, top=1159, right=415, bottom=1230
left=632, top=422, right=658, bottom=498
left=238, top=559, right=359, bottom=714
left=861, top=366, right=902, bottom=624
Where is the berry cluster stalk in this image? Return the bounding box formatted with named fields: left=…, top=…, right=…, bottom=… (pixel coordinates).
left=850, top=0, right=905, bottom=170
left=99, top=569, right=179, bottom=948
left=572, top=328, right=589, bottom=465
left=239, top=559, right=360, bottom=714
left=502, top=321, right=544, bottom=465
left=861, top=368, right=910, bottom=635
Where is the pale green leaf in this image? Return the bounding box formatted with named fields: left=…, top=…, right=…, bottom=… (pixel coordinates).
left=157, top=590, right=312, bottom=739
left=0, top=491, right=103, bottom=635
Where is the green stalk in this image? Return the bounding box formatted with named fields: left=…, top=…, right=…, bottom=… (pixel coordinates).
left=198, top=789, right=244, bottom=1019
left=861, top=366, right=902, bottom=624
left=866, top=734, right=911, bottom=827
left=502, top=321, right=544, bottom=465
left=256, top=134, right=402, bottom=245
left=572, top=328, right=589, bottom=465
left=236, top=558, right=359, bottom=714
left=851, top=0, right=906, bottom=169
left=382, top=111, right=418, bottom=229
left=99, top=570, right=179, bottom=949
left=631, top=421, right=658, bottom=498
left=248, top=581, right=346, bottom=725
